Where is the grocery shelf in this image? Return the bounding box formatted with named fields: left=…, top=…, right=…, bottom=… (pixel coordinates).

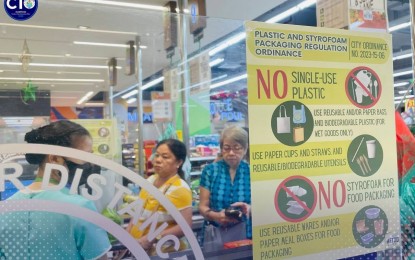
left=189, top=156, right=216, bottom=162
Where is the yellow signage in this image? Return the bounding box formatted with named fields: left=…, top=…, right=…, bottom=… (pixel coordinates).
left=246, top=21, right=398, bottom=259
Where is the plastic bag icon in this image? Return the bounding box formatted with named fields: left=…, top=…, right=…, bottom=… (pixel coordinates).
left=293, top=105, right=306, bottom=124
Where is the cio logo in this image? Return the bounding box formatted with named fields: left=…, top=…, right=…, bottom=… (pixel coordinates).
left=4, top=0, right=38, bottom=21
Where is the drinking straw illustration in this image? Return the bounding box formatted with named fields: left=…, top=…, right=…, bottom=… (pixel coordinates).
left=352, top=137, right=365, bottom=162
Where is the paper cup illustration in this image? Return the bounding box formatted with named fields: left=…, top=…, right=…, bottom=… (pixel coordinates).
left=356, top=219, right=369, bottom=233
left=354, top=86, right=364, bottom=103
left=366, top=140, right=376, bottom=158
left=354, top=70, right=371, bottom=103
left=374, top=219, right=384, bottom=235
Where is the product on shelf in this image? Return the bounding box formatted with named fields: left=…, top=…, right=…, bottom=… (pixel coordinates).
left=190, top=134, right=220, bottom=158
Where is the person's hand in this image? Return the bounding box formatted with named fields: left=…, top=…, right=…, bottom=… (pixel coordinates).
left=231, top=202, right=251, bottom=218
left=138, top=236, right=153, bottom=251
left=213, top=210, right=239, bottom=226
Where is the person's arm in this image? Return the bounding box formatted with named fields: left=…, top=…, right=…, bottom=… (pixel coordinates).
left=138, top=207, right=193, bottom=249
left=199, top=187, right=232, bottom=226
left=198, top=186, right=211, bottom=219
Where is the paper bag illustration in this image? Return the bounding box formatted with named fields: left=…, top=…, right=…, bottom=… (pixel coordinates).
left=276, top=105, right=290, bottom=134
left=293, top=127, right=304, bottom=143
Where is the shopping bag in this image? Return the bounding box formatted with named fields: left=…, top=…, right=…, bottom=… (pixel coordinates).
left=220, top=222, right=246, bottom=244
left=277, top=105, right=291, bottom=134
left=293, top=127, right=304, bottom=143
left=203, top=222, right=246, bottom=252
left=293, top=105, right=306, bottom=124
left=203, top=224, right=223, bottom=252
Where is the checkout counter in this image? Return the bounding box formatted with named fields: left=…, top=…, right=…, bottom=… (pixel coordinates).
left=111, top=213, right=252, bottom=259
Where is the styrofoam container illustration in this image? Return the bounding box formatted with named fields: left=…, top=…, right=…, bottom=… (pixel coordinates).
left=286, top=185, right=307, bottom=197
left=361, top=233, right=374, bottom=244
left=286, top=200, right=305, bottom=215
left=365, top=207, right=380, bottom=219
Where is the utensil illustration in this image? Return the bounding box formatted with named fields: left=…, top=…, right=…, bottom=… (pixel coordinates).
left=357, top=157, right=366, bottom=175
left=359, top=155, right=370, bottom=174
left=362, top=155, right=372, bottom=172
left=352, top=82, right=357, bottom=101
left=373, top=80, right=378, bottom=98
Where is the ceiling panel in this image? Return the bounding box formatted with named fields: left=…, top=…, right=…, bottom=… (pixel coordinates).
left=0, top=0, right=412, bottom=107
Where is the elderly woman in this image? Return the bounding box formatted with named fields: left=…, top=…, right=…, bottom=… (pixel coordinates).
left=199, top=126, right=251, bottom=250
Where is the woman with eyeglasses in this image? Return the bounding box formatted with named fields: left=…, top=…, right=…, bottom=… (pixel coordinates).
left=199, top=126, right=251, bottom=251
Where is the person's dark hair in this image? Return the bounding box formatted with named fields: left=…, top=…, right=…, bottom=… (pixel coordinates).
left=156, top=139, right=187, bottom=179
left=24, top=120, right=90, bottom=165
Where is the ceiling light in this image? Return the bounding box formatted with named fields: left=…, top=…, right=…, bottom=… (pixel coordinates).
left=395, top=95, right=414, bottom=100
left=209, top=32, right=246, bottom=56
left=389, top=22, right=411, bottom=32
left=266, top=0, right=316, bottom=23
left=77, top=25, right=90, bottom=30
left=393, top=70, right=413, bottom=77
left=127, top=98, right=137, bottom=104
left=210, top=74, right=247, bottom=89
left=55, top=71, right=100, bottom=75
left=266, top=6, right=300, bottom=23
left=47, top=82, right=95, bottom=86
left=77, top=91, right=94, bottom=105
left=208, top=0, right=315, bottom=57
left=180, top=75, right=228, bottom=93
left=393, top=53, right=412, bottom=61
left=209, top=58, right=224, bottom=67
left=0, top=23, right=137, bottom=35
left=0, top=61, right=121, bottom=69
left=74, top=41, right=128, bottom=48
left=395, top=82, right=410, bottom=87
left=84, top=102, right=105, bottom=107
left=0, top=52, right=114, bottom=60
left=395, top=100, right=408, bottom=105
left=297, top=0, right=316, bottom=9
left=142, top=77, right=164, bottom=90
left=74, top=41, right=147, bottom=49
left=0, top=77, right=104, bottom=82
left=70, top=0, right=166, bottom=11
left=121, top=76, right=165, bottom=99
